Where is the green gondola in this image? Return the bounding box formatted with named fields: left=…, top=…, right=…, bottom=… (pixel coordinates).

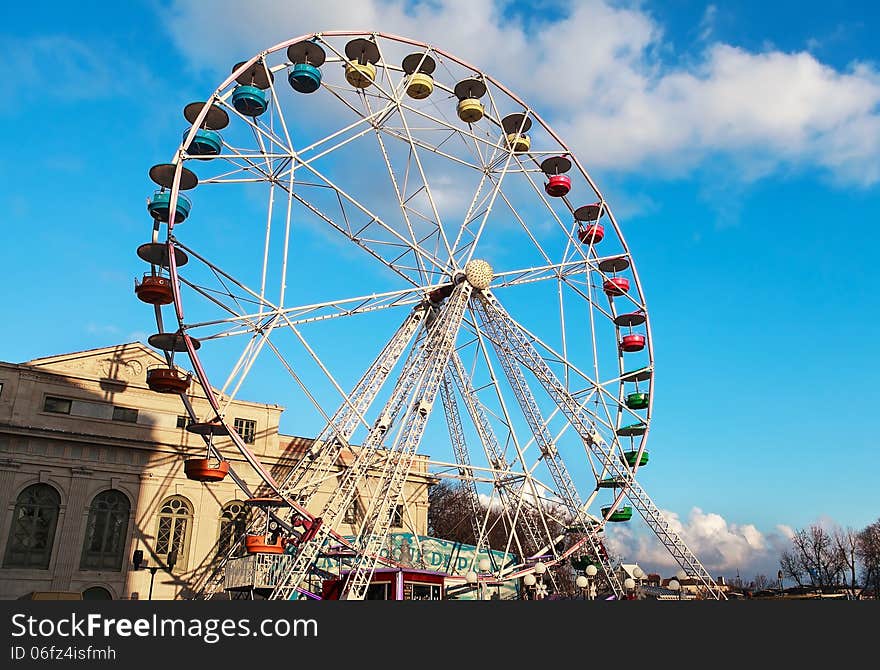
left=601, top=506, right=633, bottom=522
left=622, top=450, right=649, bottom=467
left=598, top=477, right=627, bottom=488
left=625, top=392, right=649, bottom=409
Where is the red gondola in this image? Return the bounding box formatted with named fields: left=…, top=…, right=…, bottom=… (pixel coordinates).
left=602, top=277, right=630, bottom=296
left=578, top=223, right=604, bottom=244
left=620, top=334, right=646, bottom=352
left=545, top=174, right=571, bottom=197
left=134, top=275, right=174, bottom=305
left=146, top=367, right=190, bottom=394
left=184, top=458, right=229, bottom=482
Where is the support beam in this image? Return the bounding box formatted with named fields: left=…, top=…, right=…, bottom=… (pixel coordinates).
left=269, top=283, right=471, bottom=599
left=447, top=352, right=546, bottom=564
left=476, top=292, right=726, bottom=600
left=341, top=284, right=473, bottom=599
left=279, top=305, right=427, bottom=503
left=439, top=373, right=485, bottom=549
left=473, top=297, right=624, bottom=597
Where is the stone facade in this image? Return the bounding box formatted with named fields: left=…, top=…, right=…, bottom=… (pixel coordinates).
left=0, top=343, right=431, bottom=600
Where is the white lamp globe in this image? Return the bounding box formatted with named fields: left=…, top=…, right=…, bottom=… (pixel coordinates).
left=576, top=575, right=589, bottom=589
left=585, top=564, right=598, bottom=577
left=478, top=558, right=491, bottom=572
left=534, top=561, right=547, bottom=575
left=633, top=567, right=644, bottom=579
left=624, top=577, right=636, bottom=590
left=523, top=574, right=537, bottom=587
left=676, top=569, right=687, bottom=581
left=668, top=579, right=680, bottom=591
left=465, top=571, right=478, bottom=585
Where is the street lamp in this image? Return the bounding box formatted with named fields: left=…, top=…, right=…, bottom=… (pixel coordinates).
left=523, top=573, right=536, bottom=600
left=576, top=575, right=589, bottom=599
left=585, top=564, right=598, bottom=601
left=477, top=558, right=492, bottom=599
left=465, top=570, right=479, bottom=600
left=624, top=577, right=636, bottom=600
left=668, top=578, right=681, bottom=601
left=533, top=561, right=547, bottom=600
left=675, top=569, right=687, bottom=600
left=633, top=566, right=644, bottom=584
left=133, top=549, right=176, bottom=600
left=633, top=566, right=644, bottom=596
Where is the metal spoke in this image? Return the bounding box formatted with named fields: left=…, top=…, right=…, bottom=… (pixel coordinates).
left=476, top=291, right=725, bottom=599
left=472, top=295, right=624, bottom=596
left=340, top=284, right=472, bottom=599
left=269, top=283, right=471, bottom=599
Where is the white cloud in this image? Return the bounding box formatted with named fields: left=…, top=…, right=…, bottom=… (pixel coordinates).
left=776, top=523, right=795, bottom=540
left=160, top=1, right=880, bottom=187
left=698, top=4, right=718, bottom=42
left=604, top=507, right=794, bottom=579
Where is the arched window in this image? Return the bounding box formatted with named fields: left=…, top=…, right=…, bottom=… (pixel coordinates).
left=80, top=490, right=130, bottom=571
left=82, top=586, right=113, bottom=600
left=217, top=501, right=248, bottom=557
left=3, top=484, right=61, bottom=569
left=155, top=496, right=192, bottom=566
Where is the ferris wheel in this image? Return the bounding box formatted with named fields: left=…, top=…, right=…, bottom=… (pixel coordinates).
left=135, top=30, right=724, bottom=600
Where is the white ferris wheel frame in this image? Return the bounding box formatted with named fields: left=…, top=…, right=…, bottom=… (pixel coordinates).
left=143, top=30, right=723, bottom=600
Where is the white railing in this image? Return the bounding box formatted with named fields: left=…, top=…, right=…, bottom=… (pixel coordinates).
left=224, top=554, right=295, bottom=591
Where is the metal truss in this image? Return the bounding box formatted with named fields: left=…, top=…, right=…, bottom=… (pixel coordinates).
left=472, top=297, right=625, bottom=597
left=198, top=308, right=426, bottom=601
left=199, top=302, right=429, bottom=601
left=268, top=283, right=471, bottom=599
left=277, top=305, right=427, bottom=503
left=446, top=352, right=546, bottom=564
left=438, top=372, right=484, bottom=549
left=476, top=292, right=726, bottom=599
left=340, top=284, right=472, bottom=599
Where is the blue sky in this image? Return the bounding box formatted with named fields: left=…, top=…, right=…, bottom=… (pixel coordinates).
left=1, top=1, right=878, bottom=580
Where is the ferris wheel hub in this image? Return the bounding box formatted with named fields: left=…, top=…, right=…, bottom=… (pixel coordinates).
left=464, top=259, right=493, bottom=290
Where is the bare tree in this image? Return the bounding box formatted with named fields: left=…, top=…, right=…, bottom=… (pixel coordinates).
left=779, top=549, right=805, bottom=587
left=786, top=525, right=845, bottom=590
left=753, top=574, right=769, bottom=590
left=427, top=481, right=565, bottom=556
left=427, top=480, right=475, bottom=544
left=833, top=527, right=860, bottom=598
left=857, top=520, right=880, bottom=598
left=428, top=481, right=582, bottom=597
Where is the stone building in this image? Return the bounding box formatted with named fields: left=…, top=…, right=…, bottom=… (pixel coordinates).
left=0, top=342, right=432, bottom=600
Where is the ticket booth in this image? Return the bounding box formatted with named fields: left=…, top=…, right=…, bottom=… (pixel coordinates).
left=322, top=568, right=445, bottom=600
